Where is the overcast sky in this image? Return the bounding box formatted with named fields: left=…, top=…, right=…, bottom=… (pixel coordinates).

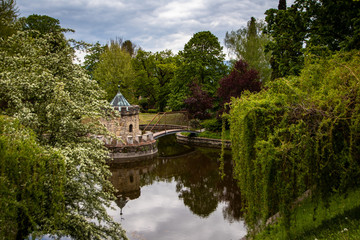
left=16, top=0, right=294, bottom=56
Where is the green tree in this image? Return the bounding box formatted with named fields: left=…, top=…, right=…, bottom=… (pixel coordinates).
left=0, top=116, right=66, bottom=240
left=264, top=5, right=307, bottom=80
left=153, top=50, right=178, bottom=111
left=0, top=28, right=127, bottom=239
left=168, top=31, right=227, bottom=110
left=0, top=0, right=18, bottom=38
left=132, top=49, right=178, bottom=111
left=300, top=0, right=360, bottom=51
left=132, top=49, right=158, bottom=109
left=278, top=0, right=286, bottom=10
left=121, top=39, right=137, bottom=57
left=93, top=41, right=135, bottom=102
left=83, top=42, right=106, bottom=77
left=225, top=17, right=272, bottom=82
left=265, top=0, right=360, bottom=80
left=181, top=31, right=227, bottom=95
left=20, top=14, right=71, bottom=34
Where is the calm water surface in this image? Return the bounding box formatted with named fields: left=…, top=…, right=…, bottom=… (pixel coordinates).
left=107, top=135, right=246, bottom=240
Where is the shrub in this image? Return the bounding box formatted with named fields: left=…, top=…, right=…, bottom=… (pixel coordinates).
left=147, top=109, right=158, bottom=113
left=201, top=118, right=222, bottom=132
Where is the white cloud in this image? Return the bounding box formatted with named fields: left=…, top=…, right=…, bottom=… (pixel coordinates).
left=16, top=0, right=295, bottom=55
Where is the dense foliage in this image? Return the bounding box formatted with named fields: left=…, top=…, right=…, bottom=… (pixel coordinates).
left=132, top=49, right=178, bottom=111
left=0, top=116, right=65, bottom=239
left=0, top=0, right=17, bottom=38
left=265, top=0, right=360, bottom=80
left=229, top=51, right=360, bottom=236
left=225, top=17, right=272, bottom=82
left=93, top=40, right=135, bottom=102
left=0, top=23, right=127, bottom=240
left=168, top=31, right=228, bottom=110
left=184, top=83, right=213, bottom=120
left=218, top=59, right=261, bottom=111
left=264, top=4, right=306, bottom=80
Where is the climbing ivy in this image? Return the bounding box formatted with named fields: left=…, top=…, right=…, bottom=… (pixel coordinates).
left=229, top=51, right=360, bottom=236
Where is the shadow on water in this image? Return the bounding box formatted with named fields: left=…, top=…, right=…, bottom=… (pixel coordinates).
left=108, top=135, right=245, bottom=239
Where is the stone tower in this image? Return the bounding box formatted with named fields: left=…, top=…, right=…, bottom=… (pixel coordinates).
left=101, top=87, right=157, bottom=159
left=102, top=88, right=140, bottom=141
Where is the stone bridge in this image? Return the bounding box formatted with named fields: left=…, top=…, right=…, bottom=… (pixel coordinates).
left=153, top=128, right=204, bottom=139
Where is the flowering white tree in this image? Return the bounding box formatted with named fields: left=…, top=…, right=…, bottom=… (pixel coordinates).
left=0, top=29, right=127, bottom=239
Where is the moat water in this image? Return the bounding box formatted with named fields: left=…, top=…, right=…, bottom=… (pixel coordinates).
left=107, top=135, right=247, bottom=240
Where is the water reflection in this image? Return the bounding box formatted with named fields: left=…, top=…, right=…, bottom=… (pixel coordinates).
left=108, top=135, right=245, bottom=240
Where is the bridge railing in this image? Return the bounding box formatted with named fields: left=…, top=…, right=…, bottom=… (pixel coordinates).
left=142, top=111, right=190, bottom=133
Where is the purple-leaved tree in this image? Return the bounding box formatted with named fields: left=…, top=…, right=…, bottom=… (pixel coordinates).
left=218, top=59, right=261, bottom=112
left=184, top=82, right=213, bottom=120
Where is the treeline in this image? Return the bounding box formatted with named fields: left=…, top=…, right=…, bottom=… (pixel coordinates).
left=83, top=22, right=269, bottom=119
left=227, top=0, right=360, bottom=238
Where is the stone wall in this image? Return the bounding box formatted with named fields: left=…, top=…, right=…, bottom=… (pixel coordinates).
left=176, top=133, right=231, bottom=149
left=108, top=141, right=158, bottom=159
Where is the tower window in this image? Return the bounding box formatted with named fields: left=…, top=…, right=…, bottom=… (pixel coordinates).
left=129, top=124, right=133, bottom=133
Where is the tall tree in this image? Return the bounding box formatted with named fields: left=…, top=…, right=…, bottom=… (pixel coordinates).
left=225, top=17, right=272, bottom=82
left=0, top=27, right=127, bottom=240
left=264, top=5, right=307, bottom=80
left=181, top=31, right=227, bottom=94
left=20, top=14, right=69, bottom=34
left=83, top=42, right=106, bottom=77
left=153, top=50, right=178, bottom=111
left=278, top=0, right=286, bottom=10
left=121, top=39, right=137, bottom=57
left=218, top=59, right=261, bottom=110
left=168, top=31, right=227, bottom=110
left=301, top=0, right=360, bottom=51
left=93, top=41, right=135, bottom=102
left=132, top=49, right=158, bottom=109
left=184, top=83, right=213, bottom=120
left=265, top=0, right=360, bottom=80
left=132, top=49, right=178, bottom=111
left=0, top=0, right=18, bottom=38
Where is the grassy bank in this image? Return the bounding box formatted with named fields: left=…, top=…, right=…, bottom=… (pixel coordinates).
left=139, top=112, right=188, bottom=126
left=254, top=188, right=360, bottom=240
left=182, top=129, right=230, bottom=140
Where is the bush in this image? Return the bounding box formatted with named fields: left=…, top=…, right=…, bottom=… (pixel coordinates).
left=189, top=119, right=201, bottom=129
left=138, top=98, right=149, bottom=111
left=147, top=109, right=158, bottom=113
left=201, top=118, right=222, bottom=132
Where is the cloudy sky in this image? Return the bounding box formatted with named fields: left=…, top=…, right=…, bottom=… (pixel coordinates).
left=16, top=0, right=294, bottom=56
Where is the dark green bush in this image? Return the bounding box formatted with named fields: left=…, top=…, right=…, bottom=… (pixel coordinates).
left=138, top=98, right=149, bottom=111
left=201, top=118, right=222, bottom=132
left=147, top=109, right=158, bottom=113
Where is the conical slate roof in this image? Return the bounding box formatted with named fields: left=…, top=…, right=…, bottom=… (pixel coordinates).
left=110, top=90, right=131, bottom=107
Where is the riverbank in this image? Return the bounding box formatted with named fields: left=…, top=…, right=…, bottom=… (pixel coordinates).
left=252, top=188, right=360, bottom=240
left=176, top=132, right=231, bottom=149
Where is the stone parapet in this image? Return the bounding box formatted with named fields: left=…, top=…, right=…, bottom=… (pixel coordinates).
left=176, top=133, right=231, bottom=149
left=108, top=140, right=158, bottom=159
left=113, top=105, right=140, bottom=116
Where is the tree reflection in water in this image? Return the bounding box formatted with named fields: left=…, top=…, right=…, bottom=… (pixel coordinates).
left=109, top=135, right=244, bottom=223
